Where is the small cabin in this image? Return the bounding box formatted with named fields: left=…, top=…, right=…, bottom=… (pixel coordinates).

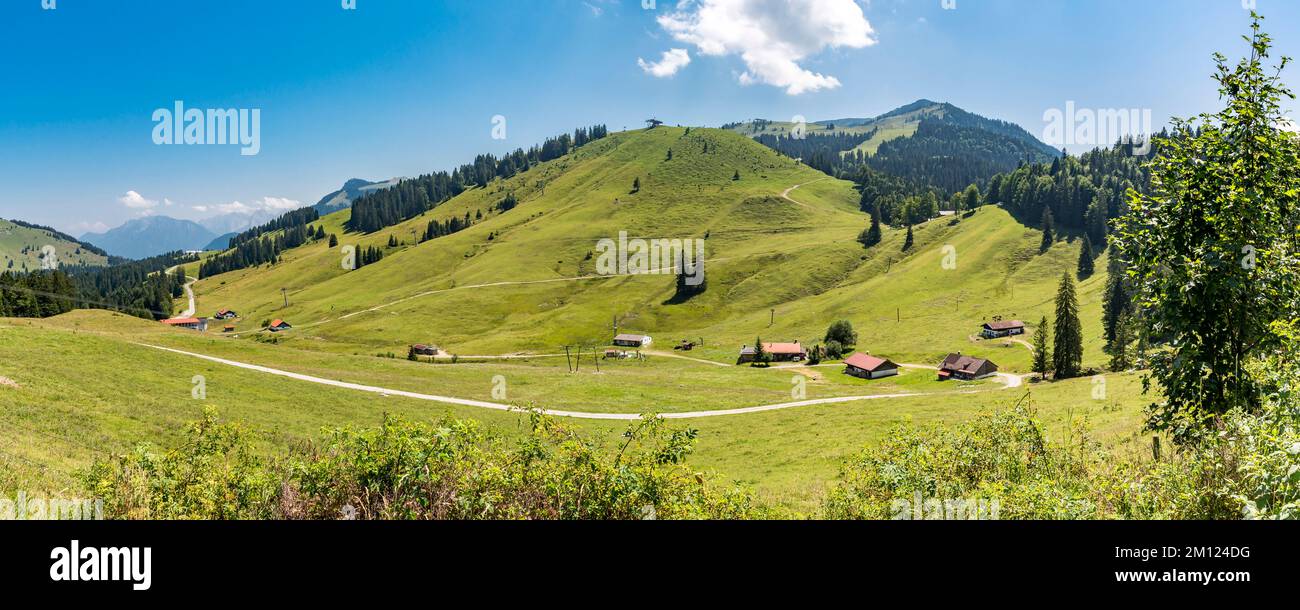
left=613, top=333, right=652, bottom=348
left=981, top=320, right=1026, bottom=339
left=268, top=319, right=292, bottom=332
left=222, top=324, right=236, bottom=333
left=938, top=353, right=998, bottom=381
left=844, top=353, right=899, bottom=379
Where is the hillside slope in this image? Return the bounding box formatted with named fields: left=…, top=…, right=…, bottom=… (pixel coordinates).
left=0, top=218, right=110, bottom=270
left=186, top=126, right=1108, bottom=373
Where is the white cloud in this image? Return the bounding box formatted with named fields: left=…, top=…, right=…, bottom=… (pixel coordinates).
left=638, top=48, right=692, bottom=78
left=117, top=190, right=159, bottom=209
left=72, top=220, right=110, bottom=235
left=192, top=196, right=302, bottom=216
left=652, top=0, right=876, bottom=95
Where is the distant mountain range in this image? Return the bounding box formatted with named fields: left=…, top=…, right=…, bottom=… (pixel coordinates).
left=73, top=178, right=396, bottom=260
left=80, top=216, right=217, bottom=260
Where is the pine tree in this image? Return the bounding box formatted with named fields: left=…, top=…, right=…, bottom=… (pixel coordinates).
left=732, top=170, right=741, bottom=181
left=1052, top=272, right=1083, bottom=378
left=1077, top=234, right=1095, bottom=278
left=631, top=177, right=641, bottom=193
left=859, top=203, right=882, bottom=248
left=1106, top=311, right=1135, bottom=371
left=1040, top=207, right=1055, bottom=253
left=752, top=337, right=769, bottom=367
left=328, top=233, right=338, bottom=248
left=1101, top=252, right=1131, bottom=346
left=1032, top=316, right=1051, bottom=376
left=902, top=225, right=914, bottom=251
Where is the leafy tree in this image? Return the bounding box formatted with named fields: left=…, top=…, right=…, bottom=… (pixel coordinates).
left=1052, top=273, right=1083, bottom=379
left=1113, top=15, right=1300, bottom=437
left=824, top=339, right=844, bottom=360
left=1039, top=207, right=1055, bottom=253
left=1077, top=234, right=1095, bottom=278
left=1032, top=316, right=1051, bottom=377
left=962, top=184, right=981, bottom=211
left=824, top=320, right=858, bottom=348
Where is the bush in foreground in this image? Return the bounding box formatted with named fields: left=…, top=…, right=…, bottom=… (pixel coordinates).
left=84, top=409, right=773, bottom=520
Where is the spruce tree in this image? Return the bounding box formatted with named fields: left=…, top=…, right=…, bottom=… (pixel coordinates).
left=1106, top=311, right=1135, bottom=371
left=859, top=203, right=882, bottom=248
left=902, top=225, right=914, bottom=251
left=1101, top=252, right=1131, bottom=346
left=1032, top=316, right=1051, bottom=376
left=1052, top=272, right=1083, bottom=379
left=1077, top=234, right=1095, bottom=278
left=1040, top=207, right=1055, bottom=253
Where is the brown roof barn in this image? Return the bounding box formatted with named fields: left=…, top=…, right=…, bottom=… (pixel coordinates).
left=938, top=353, right=998, bottom=380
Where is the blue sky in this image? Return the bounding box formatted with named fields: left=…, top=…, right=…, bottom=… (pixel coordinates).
left=2, top=0, right=1297, bottom=235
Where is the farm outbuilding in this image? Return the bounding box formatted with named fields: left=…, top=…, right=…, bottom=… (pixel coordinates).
left=162, top=317, right=207, bottom=332
left=938, top=353, right=998, bottom=380
left=268, top=319, right=293, bottom=332
left=981, top=320, right=1026, bottom=339
left=411, top=344, right=440, bottom=356
left=737, top=341, right=808, bottom=364
left=613, top=333, right=653, bottom=348
left=843, top=353, right=899, bottom=379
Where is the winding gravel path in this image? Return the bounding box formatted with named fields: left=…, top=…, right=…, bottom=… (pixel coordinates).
left=138, top=343, right=1025, bottom=420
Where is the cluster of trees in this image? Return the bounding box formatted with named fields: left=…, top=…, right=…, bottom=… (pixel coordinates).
left=348, top=125, right=608, bottom=233
left=227, top=208, right=320, bottom=250
left=1030, top=273, right=1085, bottom=379
left=199, top=223, right=320, bottom=279
left=421, top=211, right=476, bottom=242
left=60, top=251, right=194, bottom=320
left=753, top=131, right=874, bottom=177
left=354, top=245, right=384, bottom=269
left=987, top=144, right=1153, bottom=245
left=0, top=270, right=79, bottom=318
left=864, top=119, right=1056, bottom=194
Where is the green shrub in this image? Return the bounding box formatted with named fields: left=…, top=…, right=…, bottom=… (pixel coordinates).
left=85, top=409, right=776, bottom=521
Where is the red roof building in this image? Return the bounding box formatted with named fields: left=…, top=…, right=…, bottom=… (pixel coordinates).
left=844, top=353, right=900, bottom=379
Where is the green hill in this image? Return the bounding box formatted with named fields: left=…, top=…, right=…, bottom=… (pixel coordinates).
left=0, top=218, right=111, bottom=271
left=187, top=126, right=1106, bottom=372
left=729, top=100, right=1060, bottom=192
